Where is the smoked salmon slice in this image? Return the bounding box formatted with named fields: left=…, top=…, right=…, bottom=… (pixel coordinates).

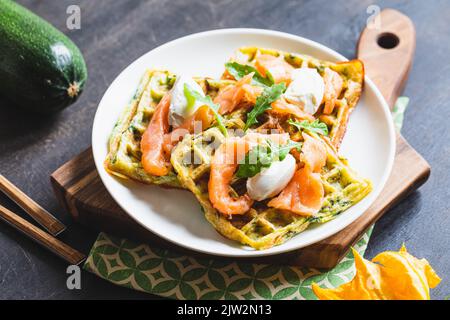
left=254, top=54, right=294, bottom=84
left=209, top=138, right=254, bottom=216
left=241, top=83, right=263, bottom=104
left=214, top=74, right=254, bottom=114
left=268, top=133, right=327, bottom=216
left=141, top=94, right=172, bottom=176
left=270, top=98, right=315, bottom=121
left=301, top=133, right=327, bottom=172
left=267, top=168, right=324, bottom=216
left=323, top=68, right=344, bottom=115
left=163, top=105, right=214, bottom=154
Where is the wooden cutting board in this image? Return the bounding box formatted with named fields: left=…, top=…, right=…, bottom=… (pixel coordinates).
left=51, top=9, right=430, bottom=269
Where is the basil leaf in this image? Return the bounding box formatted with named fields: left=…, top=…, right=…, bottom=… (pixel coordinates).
left=184, top=84, right=228, bottom=136
left=288, top=119, right=329, bottom=136
left=225, top=62, right=273, bottom=87
left=236, top=139, right=301, bottom=178
left=244, top=83, right=286, bottom=131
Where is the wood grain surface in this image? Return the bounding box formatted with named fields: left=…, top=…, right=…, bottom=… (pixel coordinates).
left=0, top=204, right=85, bottom=265
left=0, top=174, right=66, bottom=235
left=358, top=9, right=416, bottom=108
left=0, top=0, right=448, bottom=299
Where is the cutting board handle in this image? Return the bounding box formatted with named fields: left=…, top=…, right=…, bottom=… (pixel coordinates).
left=357, top=8, right=416, bottom=109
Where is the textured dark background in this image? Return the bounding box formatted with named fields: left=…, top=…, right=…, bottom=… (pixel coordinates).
left=0, top=0, right=448, bottom=299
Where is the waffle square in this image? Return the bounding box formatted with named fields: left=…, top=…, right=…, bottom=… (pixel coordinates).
left=171, top=128, right=372, bottom=250
left=225, top=47, right=364, bottom=148
left=105, top=70, right=235, bottom=188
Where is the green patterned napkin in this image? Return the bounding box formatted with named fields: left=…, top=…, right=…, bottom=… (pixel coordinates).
left=84, top=98, right=409, bottom=300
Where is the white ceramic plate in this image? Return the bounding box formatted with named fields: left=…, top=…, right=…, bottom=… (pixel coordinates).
left=92, top=29, right=395, bottom=257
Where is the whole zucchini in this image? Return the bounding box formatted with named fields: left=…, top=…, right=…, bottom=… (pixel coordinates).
left=0, top=0, right=87, bottom=113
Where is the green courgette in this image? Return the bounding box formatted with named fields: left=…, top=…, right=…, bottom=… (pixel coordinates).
left=0, top=0, right=88, bottom=113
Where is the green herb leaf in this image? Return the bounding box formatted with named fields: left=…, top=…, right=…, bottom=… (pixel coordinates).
left=236, top=139, right=301, bottom=178
left=225, top=62, right=273, bottom=87
left=184, top=83, right=197, bottom=113
left=236, top=145, right=271, bottom=178
left=184, top=84, right=228, bottom=136
left=269, top=139, right=302, bottom=161
left=288, top=119, right=329, bottom=136
left=244, top=83, right=286, bottom=131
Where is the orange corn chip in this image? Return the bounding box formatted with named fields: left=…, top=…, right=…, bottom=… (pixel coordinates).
left=312, top=245, right=441, bottom=300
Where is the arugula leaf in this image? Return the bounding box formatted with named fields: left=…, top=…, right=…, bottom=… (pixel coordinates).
left=288, top=119, right=329, bottom=136
left=236, top=145, right=271, bottom=178
left=184, top=84, right=228, bottom=136
left=269, top=139, right=302, bottom=161
left=236, top=139, right=301, bottom=178
left=244, top=83, right=286, bottom=130
left=225, top=62, right=273, bottom=87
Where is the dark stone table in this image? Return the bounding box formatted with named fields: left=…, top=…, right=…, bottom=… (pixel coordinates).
left=0, top=0, right=448, bottom=299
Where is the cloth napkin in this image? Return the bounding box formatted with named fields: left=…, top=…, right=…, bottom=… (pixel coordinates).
left=84, top=98, right=409, bottom=300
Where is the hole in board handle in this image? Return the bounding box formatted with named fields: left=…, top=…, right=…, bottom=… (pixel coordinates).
left=377, top=32, right=400, bottom=49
